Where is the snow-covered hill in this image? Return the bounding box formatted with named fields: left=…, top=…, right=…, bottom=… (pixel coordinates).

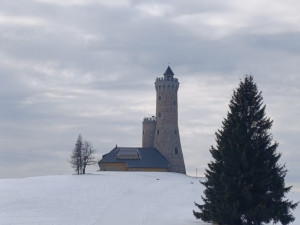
left=0, top=172, right=299, bottom=225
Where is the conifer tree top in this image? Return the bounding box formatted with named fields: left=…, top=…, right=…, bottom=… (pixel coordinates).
left=194, top=75, right=298, bottom=225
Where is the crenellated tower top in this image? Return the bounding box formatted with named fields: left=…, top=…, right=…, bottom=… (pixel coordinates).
left=143, top=116, right=156, bottom=123
left=155, top=66, right=179, bottom=93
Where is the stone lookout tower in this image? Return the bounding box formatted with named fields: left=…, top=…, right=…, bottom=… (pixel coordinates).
left=142, top=66, right=186, bottom=174
left=99, top=66, right=186, bottom=173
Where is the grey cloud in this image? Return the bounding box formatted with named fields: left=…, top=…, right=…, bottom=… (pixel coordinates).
left=0, top=0, right=299, bottom=182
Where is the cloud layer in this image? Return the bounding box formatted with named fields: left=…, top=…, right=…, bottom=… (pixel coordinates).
left=0, top=0, right=299, bottom=182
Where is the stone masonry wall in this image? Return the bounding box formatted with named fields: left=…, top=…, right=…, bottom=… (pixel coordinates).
left=153, top=77, right=186, bottom=174
left=142, top=117, right=156, bottom=148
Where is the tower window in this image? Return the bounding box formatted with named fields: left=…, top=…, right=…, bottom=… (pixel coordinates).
left=175, top=129, right=177, bottom=134
left=175, top=147, right=178, bottom=154
left=173, top=100, right=176, bottom=105
left=143, top=130, right=144, bottom=135
left=158, top=95, right=161, bottom=100
left=158, top=112, right=161, bottom=117
left=157, top=129, right=159, bottom=135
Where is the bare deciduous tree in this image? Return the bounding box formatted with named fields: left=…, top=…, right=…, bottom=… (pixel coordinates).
left=82, top=140, right=96, bottom=174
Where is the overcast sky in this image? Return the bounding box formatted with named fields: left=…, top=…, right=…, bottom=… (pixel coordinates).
left=0, top=0, right=299, bottom=182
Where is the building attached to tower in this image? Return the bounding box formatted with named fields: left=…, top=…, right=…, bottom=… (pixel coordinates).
left=98, top=66, right=186, bottom=174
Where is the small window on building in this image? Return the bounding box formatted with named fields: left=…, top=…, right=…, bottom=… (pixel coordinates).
left=157, top=129, right=159, bottom=135
left=158, top=112, right=161, bottom=117
left=175, top=129, right=177, bottom=134
left=143, top=130, right=144, bottom=135
left=174, top=100, right=176, bottom=105
left=158, top=95, right=161, bottom=100
left=175, top=147, right=178, bottom=154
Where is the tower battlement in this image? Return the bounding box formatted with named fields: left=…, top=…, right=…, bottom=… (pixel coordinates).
left=155, top=77, right=179, bottom=92
left=143, top=116, right=156, bottom=122
left=155, top=77, right=178, bottom=82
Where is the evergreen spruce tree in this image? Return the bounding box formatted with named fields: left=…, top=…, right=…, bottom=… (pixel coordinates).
left=70, top=134, right=83, bottom=175
left=194, top=75, right=297, bottom=225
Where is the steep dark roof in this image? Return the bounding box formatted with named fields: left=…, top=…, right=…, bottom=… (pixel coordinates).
left=99, top=147, right=169, bottom=168
left=163, top=66, right=174, bottom=77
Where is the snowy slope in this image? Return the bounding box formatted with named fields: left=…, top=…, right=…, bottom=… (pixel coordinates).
left=0, top=172, right=299, bottom=225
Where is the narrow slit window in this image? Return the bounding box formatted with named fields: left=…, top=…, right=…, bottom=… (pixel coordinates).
left=175, top=147, right=178, bottom=154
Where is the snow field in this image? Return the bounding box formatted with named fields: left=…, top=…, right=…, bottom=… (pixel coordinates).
left=0, top=172, right=210, bottom=225
left=0, top=172, right=298, bottom=225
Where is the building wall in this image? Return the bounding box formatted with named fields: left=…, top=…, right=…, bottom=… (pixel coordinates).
left=100, top=162, right=167, bottom=172
left=142, top=117, right=156, bottom=148
left=128, top=168, right=167, bottom=172
left=153, top=76, right=186, bottom=174
left=100, top=162, right=127, bottom=171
